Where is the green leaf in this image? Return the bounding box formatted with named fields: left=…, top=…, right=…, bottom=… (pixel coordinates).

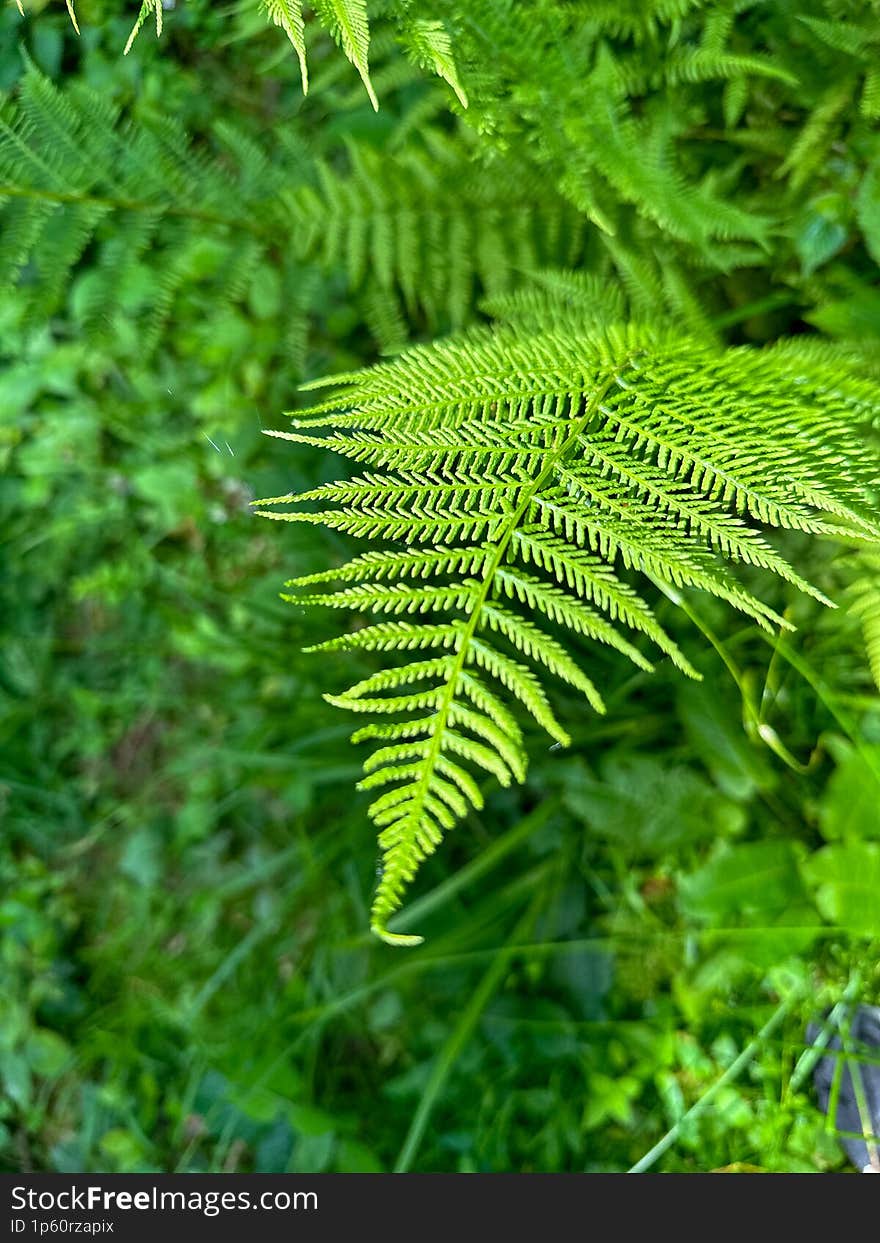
left=819, top=746, right=880, bottom=842
left=856, top=163, right=880, bottom=265
left=795, top=195, right=850, bottom=277
left=804, top=842, right=880, bottom=934
left=315, top=0, right=377, bottom=110
left=25, top=1029, right=72, bottom=1078
left=680, top=842, right=807, bottom=922
left=404, top=19, right=468, bottom=107
left=263, top=0, right=309, bottom=93
left=0, top=1050, right=31, bottom=1109
left=563, top=754, right=745, bottom=855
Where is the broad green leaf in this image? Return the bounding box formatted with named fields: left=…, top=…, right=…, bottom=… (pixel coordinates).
left=819, top=746, right=880, bottom=841
left=680, top=842, right=807, bottom=922
left=804, top=842, right=880, bottom=935
left=564, top=754, right=745, bottom=855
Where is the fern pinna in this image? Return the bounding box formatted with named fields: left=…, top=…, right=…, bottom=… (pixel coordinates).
left=257, top=324, right=880, bottom=944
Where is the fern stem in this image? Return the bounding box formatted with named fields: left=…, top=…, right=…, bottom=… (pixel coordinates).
left=0, top=182, right=270, bottom=234
left=372, top=374, right=619, bottom=943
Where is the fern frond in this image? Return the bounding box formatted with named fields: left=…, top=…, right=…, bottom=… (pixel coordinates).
left=399, top=17, right=468, bottom=107
left=289, top=546, right=492, bottom=587
left=493, top=567, right=655, bottom=672
left=124, top=0, right=163, bottom=55
left=259, top=321, right=880, bottom=943
left=292, top=579, right=478, bottom=615
left=798, top=15, right=877, bottom=59
left=304, top=620, right=462, bottom=654
left=290, top=136, right=585, bottom=330
left=0, top=67, right=304, bottom=353
left=482, top=269, right=627, bottom=336
left=778, top=78, right=854, bottom=192
left=511, top=526, right=697, bottom=675
left=314, top=0, right=378, bottom=109
left=263, top=0, right=310, bottom=92
left=845, top=549, right=880, bottom=690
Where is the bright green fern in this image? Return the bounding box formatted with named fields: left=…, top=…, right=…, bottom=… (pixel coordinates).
left=257, top=323, right=880, bottom=943
left=846, top=549, right=880, bottom=689
left=32, top=0, right=466, bottom=110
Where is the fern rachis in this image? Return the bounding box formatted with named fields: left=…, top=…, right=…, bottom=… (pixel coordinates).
left=361, top=374, right=616, bottom=944
left=258, top=324, right=880, bottom=944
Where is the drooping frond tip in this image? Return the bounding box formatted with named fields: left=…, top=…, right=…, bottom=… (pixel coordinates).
left=262, top=0, right=377, bottom=109
left=124, top=0, right=163, bottom=55
left=16, top=0, right=78, bottom=29
left=262, top=1, right=469, bottom=111
left=258, top=322, right=880, bottom=944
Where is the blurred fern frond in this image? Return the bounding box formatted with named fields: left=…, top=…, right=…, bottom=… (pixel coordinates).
left=0, top=66, right=312, bottom=352
left=1, top=69, right=573, bottom=353
left=846, top=549, right=880, bottom=690
left=292, top=134, right=588, bottom=332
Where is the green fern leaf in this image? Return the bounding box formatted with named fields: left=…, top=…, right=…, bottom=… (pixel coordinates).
left=124, top=0, right=163, bottom=55
left=401, top=18, right=468, bottom=107
left=259, top=321, right=880, bottom=944
left=0, top=67, right=311, bottom=357
left=263, top=0, right=310, bottom=93
left=315, top=0, right=378, bottom=110
left=846, top=549, right=880, bottom=690
left=290, top=135, right=585, bottom=331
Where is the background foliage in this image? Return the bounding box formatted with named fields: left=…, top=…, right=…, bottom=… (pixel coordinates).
left=1, top=0, right=879, bottom=1173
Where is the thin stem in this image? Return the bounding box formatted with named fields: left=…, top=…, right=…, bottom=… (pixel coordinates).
left=628, top=991, right=799, bottom=1173
left=0, top=182, right=270, bottom=234
left=652, top=580, right=809, bottom=773
left=840, top=1013, right=880, bottom=1171
left=787, top=971, right=862, bottom=1094
left=394, top=883, right=549, bottom=1173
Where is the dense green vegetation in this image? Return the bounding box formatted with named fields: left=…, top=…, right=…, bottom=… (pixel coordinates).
left=1, top=0, right=879, bottom=1173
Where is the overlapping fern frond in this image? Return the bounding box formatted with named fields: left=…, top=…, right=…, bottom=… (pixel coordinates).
left=258, top=324, right=880, bottom=943
left=481, top=265, right=714, bottom=342
left=430, top=0, right=880, bottom=282
left=261, top=0, right=468, bottom=109
left=1, top=68, right=572, bottom=353
left=432, top=0, right=779, bottom=258
left=292, top=136, right=587, bottom=333
left=847, top=550, right=880, bottom=689
left=0, top=66, right=308, bottom=352
left=797, top=9, right=880, bottom=120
